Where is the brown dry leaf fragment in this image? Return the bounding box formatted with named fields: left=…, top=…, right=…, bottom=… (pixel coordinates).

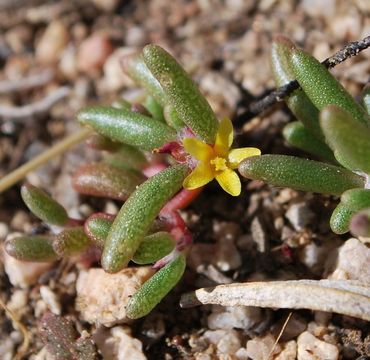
left=180, top=280, right=370, bottom=321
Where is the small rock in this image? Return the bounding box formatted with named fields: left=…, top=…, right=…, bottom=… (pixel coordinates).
left=59, top=45, right=78, bottom=80
left=235, top=347, right=248, bottom=360
left=3, top=246, right=54, bottom=288
left=297, top=332, right=339, bottom=360
left=272, top=313, right=307, bottom=341
left=93, top=326, right=146, bottom=360
left=101, top=47, right=136, bottom=92
left=275, top=341, right=297, bottom=360
left=203, top=329, right=241, bottom=355
left=91, top=0, right=119, bottom=12
left=7, top=289, right=28, bottom=315
left=215, top=237, right=242, bottom=271
left=10, top=212, right=32, bottom=233
left=300, top=0, right=336, bottom=18
left=40, top=286, right=61, bottom=315
left=251, top=216, right=269, bottom=253
left=326, top=238, right=370, bottom=284
left=36, top=21, right=69, bottom=64
left=141, top=313, right=165, bottom=341
left=77, top=33, right=113, bottom=74
left=0, top=222, right=9, bottom=241
left=217, top=331, right=242, bottom=355
left=76, top=267, right=155, bottom=326
left=207, top=305, right=262, bottom=330
left=0, top=337, right=14, bottom=360
left=246, top=334, right=280, bottom=360
left=125, top=26, right=147, bottom=46
left=213, top=222, right=242, bottom=271
left=285, top=203, right=315, bottom=231
left=299, top=240, right=340, bottom=276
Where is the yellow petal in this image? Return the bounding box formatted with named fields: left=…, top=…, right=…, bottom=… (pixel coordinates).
left=228, top=147, right=261, bottom=169
left=215, top=169, right=241, bottom=196
left=215, top=117, right=233, bottom=156
left=183, top=137, right=214, bottom=162
left=183, top=162, right=214, bottom=190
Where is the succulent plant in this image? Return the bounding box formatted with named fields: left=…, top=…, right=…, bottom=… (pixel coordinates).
left=239, top=36, right=370, bottom=235
left=5, top=45, right=260, bottom=318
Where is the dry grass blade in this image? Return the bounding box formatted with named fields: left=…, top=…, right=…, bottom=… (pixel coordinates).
left=0, top=127, right=92, bottom=193
left=180, top=279, right=370, bottom=321
left=0, top=297, right=30, bottom=360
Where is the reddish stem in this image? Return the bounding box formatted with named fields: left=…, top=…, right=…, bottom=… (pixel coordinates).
left=161, top=187, right=203, bottom=213
left=66, top=218, right=85, bottom=227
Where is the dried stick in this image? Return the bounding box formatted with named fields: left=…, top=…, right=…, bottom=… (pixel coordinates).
left=0, top=86, right=70, bottom=120
left=180, top=279, right=370, bottom=321
left=0, top=128, right=92, bottom=193
left=235, top=35, right=370, bottom=125
left=0, top=69, right=54, bottom=94
left=0, top=297, right=30, bottom=360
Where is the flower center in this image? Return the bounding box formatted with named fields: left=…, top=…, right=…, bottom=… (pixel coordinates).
left=210, top=157, right=228, bottom=171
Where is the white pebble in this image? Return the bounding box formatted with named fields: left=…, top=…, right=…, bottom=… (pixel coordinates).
left=326, top=238, right=370, bottom=284
left=297, top=332, right=339, bottom=360
left=246, top=334, right=280, bottom=360
left=93, top=326, right=146, bottom=360
left=76, top=267, right=155, bottom=326
left=40, top=286, right=61, bottom=315
left=208, top=305, right=262, bottom=330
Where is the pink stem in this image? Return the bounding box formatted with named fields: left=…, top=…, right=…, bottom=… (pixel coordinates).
left=161, top=187, right=203, bottom=213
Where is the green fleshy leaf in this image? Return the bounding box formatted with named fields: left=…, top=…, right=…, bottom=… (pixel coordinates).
left=78, top=106, right=176, bottom=151
left=53, top=227, right=92, bottom=257
left=350, top=208, right=370, bottom=237
left=111, top=98, right=132, bottom=111
left=143, top=45, right=218, bottom=143
left=163, top=105, right=185, bottom=131
left=320, top=105, right=370, bottom=173
left=330, top=202, right=354, bottom=234
left=102, top=164, right=189, bottom=273
left=86, top=134, right=123, bottom=152
left=84, top=214, right=112, bottom=248
left=121, top=53, right=166, bottom=106
left=5, top=235, right=59, bottom=262
left=132, top=232, right=175, bottom=265
left=72, top=162, right=145, bottom=201
left=126, top=253, right=186, bottom=319
left=238, top=154, right=365, bottom=196
left=283, top=121, right=336, bottom=163
left=144, top=95, right=165, bottom=122
left=271, top=37, right=323, bottom=140
left=21, top=184, right=68, bottom=226
left=289, top=46, right=370, bottom=126
left=85, top=214, right=166, bottom=248
left=331, top=188, right=370, bottom=235
left=341, top=188, right=370, bottom=211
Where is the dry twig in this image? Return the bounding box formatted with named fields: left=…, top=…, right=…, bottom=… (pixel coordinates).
left=0, top=86, right=70, bottom=120
left=0, top=297, right=30, bottom=360
left=180, top=279, right=370, bottom=321
left=235, top=35, right=370, bottom=125
left=0, top=69, right=54, bottom=94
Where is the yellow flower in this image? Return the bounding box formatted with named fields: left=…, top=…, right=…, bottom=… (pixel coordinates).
left=183, top=118, right=261, bottom=196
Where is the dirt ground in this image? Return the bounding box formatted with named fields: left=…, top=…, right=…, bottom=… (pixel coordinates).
left=0, top=1, right=370, bottom=359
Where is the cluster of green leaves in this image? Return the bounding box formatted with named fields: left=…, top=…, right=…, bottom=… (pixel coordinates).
left=239, top=36, right=370, bottom=236
left=6, top=45, right=221, bottom=319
